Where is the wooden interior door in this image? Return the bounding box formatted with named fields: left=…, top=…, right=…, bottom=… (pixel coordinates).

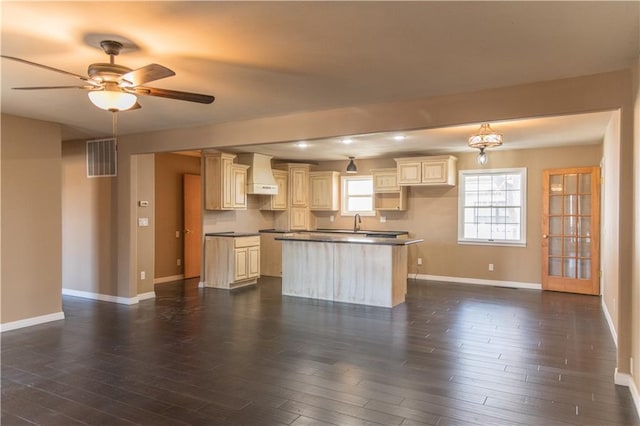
left=183, top=174, right=202, bottom=279
left=542, top=167, right=600, bottom=294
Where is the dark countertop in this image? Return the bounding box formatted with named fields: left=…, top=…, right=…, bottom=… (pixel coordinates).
left=260, top=228, right=409, bottom=237
left=205, top=232, right=261, bottom=238
left=275, top=232, right=422, bottom=246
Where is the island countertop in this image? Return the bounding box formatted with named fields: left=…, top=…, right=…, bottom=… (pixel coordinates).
left=205, top=232, right=261, bottom=238
left=275, top=232, right=422, bottom=246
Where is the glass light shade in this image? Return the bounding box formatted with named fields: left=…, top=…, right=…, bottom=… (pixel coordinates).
left=468, top=123, right=503, bottom=149
left=476, top=149, right=489, bottom=165
left=88, top=89, right=137, bottom=111
left=346, top=157, right=357, bottom=173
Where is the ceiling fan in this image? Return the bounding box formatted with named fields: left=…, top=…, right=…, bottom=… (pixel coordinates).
left=1, top=40, right=215, bottom=112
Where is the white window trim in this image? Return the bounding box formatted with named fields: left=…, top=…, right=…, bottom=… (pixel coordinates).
left=340, top=175, right=376, bottom=217
left=457, top=167, right=527, bottom=247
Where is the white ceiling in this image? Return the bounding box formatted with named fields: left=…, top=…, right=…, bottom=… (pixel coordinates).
left=1, top=1, right=638, bottom=154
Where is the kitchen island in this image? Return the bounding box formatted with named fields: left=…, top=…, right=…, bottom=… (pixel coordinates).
left=275, top=232, right=423, bottom=308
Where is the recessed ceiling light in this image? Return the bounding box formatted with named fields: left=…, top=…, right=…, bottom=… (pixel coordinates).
left=296, top=141, right=309, bottom=148
left=393, top=135, right=406, bottom=141
left=341, top=138, right=353, bottom=145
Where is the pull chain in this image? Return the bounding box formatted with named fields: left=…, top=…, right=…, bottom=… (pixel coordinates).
left=111, top=110, right=118, bottom=140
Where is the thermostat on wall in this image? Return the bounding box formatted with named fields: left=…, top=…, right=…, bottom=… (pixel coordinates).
left=139, top=200, right=149, bottom=207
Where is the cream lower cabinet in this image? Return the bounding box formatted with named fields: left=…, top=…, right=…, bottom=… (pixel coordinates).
left=205, top=235, right=260, bottom=289
left=394, top=155, right=458, bottom=186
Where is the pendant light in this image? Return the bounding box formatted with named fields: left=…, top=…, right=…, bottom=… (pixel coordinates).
left=468, top=123, right=503, bottom=165
left=346, top=156, right=357, bottom=173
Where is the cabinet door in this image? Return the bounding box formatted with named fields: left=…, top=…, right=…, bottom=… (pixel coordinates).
left=222, top=157, right=234, bottom=209
left=397, top=162, right=422, bottom=185
left=290, top=207, right=308, bottom=230
left=373, top=171, right=399, bottom=192
left=272, top=171, right=288, bottom=210
left=234, top=248, right=248, bottom=281
left=290, top=167, right=308, bottom=207
left=422, top=160, right=447, bottom=184
left=232, top=165, right=247, bottom=209
left=248, top=246, right=260, bottom=278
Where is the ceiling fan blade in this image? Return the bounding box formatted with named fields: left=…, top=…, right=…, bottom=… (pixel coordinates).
left=121, top=64, right=175, bottom=86
left=1, top=55, right=91, bottom=82
left=126, top=102, right=142, bottom=111
left=12, top=85, right=94, bottom=90
left=133, top=86, right=215, bottom=104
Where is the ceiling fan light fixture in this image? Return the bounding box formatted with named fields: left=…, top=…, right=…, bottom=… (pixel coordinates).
left=346, top=156, right=357, bottom=174
left=88, top=88, right=137, bottom=111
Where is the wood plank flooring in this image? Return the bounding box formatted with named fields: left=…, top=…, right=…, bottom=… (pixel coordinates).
left=2, top=277, right=638, bottom=425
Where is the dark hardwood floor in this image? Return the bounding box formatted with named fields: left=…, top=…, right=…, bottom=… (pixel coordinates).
left=2, top=277, right=638, bottom=425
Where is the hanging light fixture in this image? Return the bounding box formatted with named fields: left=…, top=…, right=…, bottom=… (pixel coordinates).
left=88, top=82, right=137, bottom=112
left=346, top=156, right=357, bottom=173
left=468, top=123, right=503, bottom=165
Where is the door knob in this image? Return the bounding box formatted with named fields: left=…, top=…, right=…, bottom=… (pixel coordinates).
left=185, top=228, right=193, bottom=234
left=542, top=234, right=548, bottom=239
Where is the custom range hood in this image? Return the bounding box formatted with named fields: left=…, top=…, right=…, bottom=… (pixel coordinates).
left=236, top=153, right=279, bottom=195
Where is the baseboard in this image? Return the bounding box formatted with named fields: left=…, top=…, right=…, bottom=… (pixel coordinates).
left=154, top=274, right=185, bottom=284
left=137, top=291, right=156, bottom=301
left=1, top=311, right=65, bottom=332
left=409, top=273, right=542, bottom=290
left=615, top=370, right=640, bottom=418
left=62, top=288, right=139, bottom=305
left=601, top=297, right=618, bottom=347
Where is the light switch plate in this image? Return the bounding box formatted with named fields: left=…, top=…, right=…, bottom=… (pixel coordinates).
left=138, top=217, right=149, bottom=227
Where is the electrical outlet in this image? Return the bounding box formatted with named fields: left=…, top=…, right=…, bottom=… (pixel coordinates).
left=140, top=271, right=146, bottom=280
left=177, top=259, right=181, bottom=266
left=488, top=263, right=494, bottom=272
left=380, top=216, right=387, bottom=223
left=330, top=215, right=335, bottom=222
left=176, top=231, right=180, bottom=238
left=417, top=258, right=423, bottom=265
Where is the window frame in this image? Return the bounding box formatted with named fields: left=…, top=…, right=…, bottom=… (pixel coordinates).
left=340, top=175, right=376, bottom=217
left=457, top=167, right=527, bottom=247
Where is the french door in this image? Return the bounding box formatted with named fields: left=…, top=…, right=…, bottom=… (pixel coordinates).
left=541, top=167, right=600, bottom=295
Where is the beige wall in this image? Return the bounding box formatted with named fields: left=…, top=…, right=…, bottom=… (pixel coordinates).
left=313, top=145, right=603, bottom=283
left=632, top=57, right=640, bottom=393
left=602, top=113, right=621, bottom=336
left=62, top=139, right=117, bottom=296
left=1, top=114, right=62, bottom=324
left=133, top=154, right=155, bottom=296
left=154, top=153, right=201, bottom=279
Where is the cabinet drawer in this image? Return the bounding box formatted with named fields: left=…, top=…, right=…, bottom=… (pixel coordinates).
left=234, top=236, right=260, bottom=248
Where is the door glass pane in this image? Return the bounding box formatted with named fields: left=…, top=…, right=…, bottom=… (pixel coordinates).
left=563, top=237, right=577, bottom=257
left=550, top=217, right=562, bottom=235
left=578, top=218, right=591, bottom=237
left=564, top=258, right=576, bottom=278
left=564, top=195, right=577, bottom=215
left=579, top=173, right=591, bottom=194
left=550, top=196, right=562, bottom=215
left=563, top=216, right=577, bottom=236
left=578, top=259, right=591, bottom=279
left=549, top=257, right=562, bottom=276
left=550, top=175, right=563, bottom=193
left=579, top=195, right=591, bottom=215
left=578, top=238, right=591, bottom=257
left=549, top=237, right=562, bottom=256
left=564, top=174, right=578, bottom=194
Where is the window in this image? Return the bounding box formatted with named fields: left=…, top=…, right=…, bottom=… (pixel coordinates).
left=458, top=168, right=527, bottom=246
left=341, top=175, right=375, bottom=216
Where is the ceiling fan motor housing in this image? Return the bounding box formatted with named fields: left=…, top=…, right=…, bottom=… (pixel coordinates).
left=88, top=63, right=132, bottom=83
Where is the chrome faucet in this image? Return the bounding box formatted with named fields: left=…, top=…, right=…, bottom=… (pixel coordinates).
left=354, top=213, right=362, bottom=232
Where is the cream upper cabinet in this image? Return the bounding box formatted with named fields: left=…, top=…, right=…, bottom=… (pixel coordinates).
left=309, top=171, right=340, bottom=211
left=372, top=168, right=401, bottom=192
left=290, top=166, right=309, bottom=207
left=204, top=153, right=249, bottom=210
left=259, top=169, right=288, bottom=211
left=394, top=155, right=458, bottom=186
left=371, top=168, right=407, bottom=211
